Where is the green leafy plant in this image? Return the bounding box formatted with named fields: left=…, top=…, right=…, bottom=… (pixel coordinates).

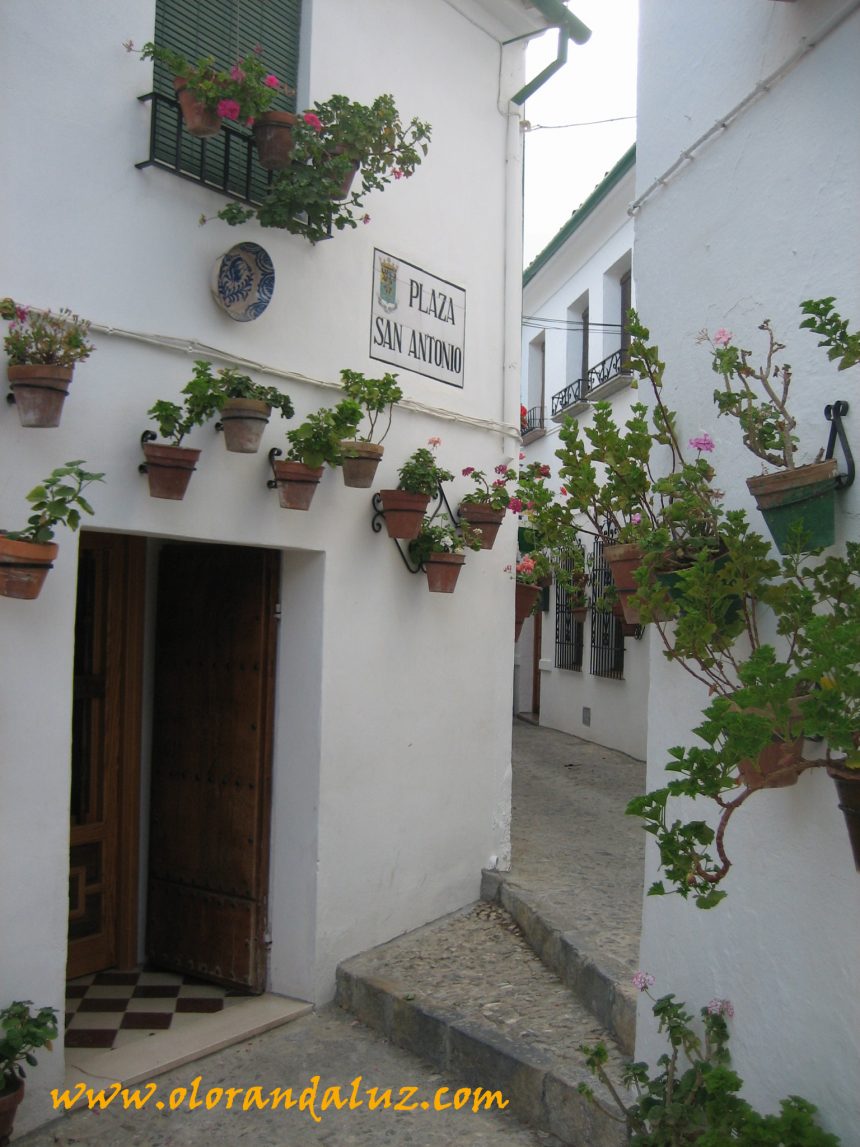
left=132, top=41, right=294, bottom=124
left=408, top=513, right=481, bottom=566
left=459, top=462, right=518, bottom=512
left=3, top=462, right=105, bottom=545
left=284, top=400, right=363, bottom=468
left=146, top=360, right=232, bottom=445
left=215, top=94, right=431, bottom=243
left=339, top=369, right=402, bottom=444
left=396, top=439, right=454, bottom=496
left=1, top=299, right=94, bottom=367
left=800, top=296, right=860, bottom=372
left=211, top=365, right=294, bottom=420
left=0, top=1001, right=59, bottom=1096
left=579, top=977, right=839, bottom=1146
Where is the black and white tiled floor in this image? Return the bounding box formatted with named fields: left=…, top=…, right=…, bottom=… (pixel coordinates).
left=65, top=969, right=246, bottom=1051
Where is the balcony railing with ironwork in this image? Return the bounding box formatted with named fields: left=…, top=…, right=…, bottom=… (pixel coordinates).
left=551, top=348, right=630, bottom=417
left=521, top=405, right=545, bottom=436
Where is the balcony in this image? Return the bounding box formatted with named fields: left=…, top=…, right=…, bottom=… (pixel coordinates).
left=550, top=348, right=632, bottom=421
left=521, top=404, right=546, bottom=444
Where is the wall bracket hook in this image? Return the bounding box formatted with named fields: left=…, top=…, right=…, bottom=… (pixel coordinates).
left=824, top=400, right=854, bottom=489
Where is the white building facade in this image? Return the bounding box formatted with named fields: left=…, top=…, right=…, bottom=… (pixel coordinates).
left=633, top=3, right=860, bottom=1142
left=518, top=147, right=648, bottom=760
left=0, top=0, right=574, bottom=1132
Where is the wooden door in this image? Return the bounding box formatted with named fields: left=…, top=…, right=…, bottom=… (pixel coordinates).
left=146, top=543, right=278, bottom=992
left=68, top=533, right=145, bottom=979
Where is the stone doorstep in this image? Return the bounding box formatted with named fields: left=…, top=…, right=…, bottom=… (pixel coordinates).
left=335, top=914, right=629, bottom=1147
left=482, top=871, right=637, bottom=1058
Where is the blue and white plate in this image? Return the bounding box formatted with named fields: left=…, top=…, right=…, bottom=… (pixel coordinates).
left=211, top=243, right=275, bottom=321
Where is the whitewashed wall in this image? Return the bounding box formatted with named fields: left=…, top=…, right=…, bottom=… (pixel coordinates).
left=520, top=166, right=648, bottom=760
left=0, top=0, right=533, bottom=1131
left=634, top=3, right=860, bottom=1142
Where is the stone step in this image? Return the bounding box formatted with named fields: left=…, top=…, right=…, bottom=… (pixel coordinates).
left=481, top=871, right=637, bottom=1058
left=336, top=903, right=629, bottom=1147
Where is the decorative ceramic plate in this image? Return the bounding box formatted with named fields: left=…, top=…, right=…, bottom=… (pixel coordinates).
left=211, top=243, right=275, bottom=321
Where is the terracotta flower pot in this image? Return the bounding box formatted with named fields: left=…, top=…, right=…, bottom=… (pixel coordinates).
left=272, top=460, right=324, bottom=510
left=142, top=442, right=201, bottom=501
left=8, top=363, right=74, bottom=427
left=0, top=535, right=58, bottom=600
left=514, top=582, right=541, bottom=641
left=173, top=77, right=220, bottom=138
left=326, top=147, right=360, bottom=200
left=425, top=551, right=465, bottom=593
left=340, top=441, right=384, bottom=489
left=603, top=541, right=643, bottom=591
left=378, top=490, right=431, bottom=539
left=734, top=695, right=809, bottom=790
left=219, top=398, right=271, bottom=454
left=0, top=1078, right=25, bottom=1143
left=457, top=503, right=506, bottom=550
left=746, top=459, right=838, bottom=554
left=253, top=111, right=298, bottom=170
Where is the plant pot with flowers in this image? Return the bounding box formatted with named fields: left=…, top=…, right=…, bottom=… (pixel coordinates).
left=337, top=369, right=403, bottom=488
left=2, top=299, right=95, bottom=428
left=274, top=399, right=362, bottom=510
left=208, top=365, right=294, bottom=454
left=134, top=41, right=296, bottom=145
left=379, top=439, right=453, bottom=540
left=705, top=298, right=859, bottom=554
left=0, top=1001, right=59, bottom=1142
left=408, top=514, right=481, bottom=594
left=458, top=461, right=517, bottom=550
left=142, top=362, right=224, bottom=500
left=0, top=461, right=104, bottom=600
left=214, top=95, right=431, bottom=245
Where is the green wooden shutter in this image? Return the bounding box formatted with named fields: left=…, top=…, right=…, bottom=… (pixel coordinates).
left=150, top=0, right=301, bottom=197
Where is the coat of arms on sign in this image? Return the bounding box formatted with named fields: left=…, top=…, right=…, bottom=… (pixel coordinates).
left=378, top=257, right=398, bottom=312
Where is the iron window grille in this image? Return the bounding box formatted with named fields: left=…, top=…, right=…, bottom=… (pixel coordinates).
left=555, top=553, right=585, bottom=671
left=590, top=534, right=625, bottom=679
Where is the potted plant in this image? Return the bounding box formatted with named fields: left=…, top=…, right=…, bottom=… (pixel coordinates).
left=378, top=438, right=453, bottom=540
left=458, top=461, right=517, bottom=550
left=511, top=554, right=546, bottom=641
left=274, top=399, right=362, bottom=510
left=704, top=298, right=858, bottom=554
left=134, top=41, right=295, bottom=145
left=213, top=94, right=431, bottom=244
left=337, top=369, right=403, bottom=488
left=142, top=361, right=224, bottom=500
left=209, top=365, right=294, bottom=454
left=0, top=1001, right=59, bottom=1142
left=408, top=514, right=480, bottom=593
left=2, top=299, right=94, bottom=428
left=0, top=461, right=104, bottom=599
left=580, top=976, right=839, bottom=1145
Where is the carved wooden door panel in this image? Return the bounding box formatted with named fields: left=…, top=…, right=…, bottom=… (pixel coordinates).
left=146, top=543, right=278, bottom=992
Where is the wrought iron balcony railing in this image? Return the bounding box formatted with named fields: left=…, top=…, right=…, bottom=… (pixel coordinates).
left=551, top=348, right=631, bottom=417
left=522, top=405, right=545, bottom=435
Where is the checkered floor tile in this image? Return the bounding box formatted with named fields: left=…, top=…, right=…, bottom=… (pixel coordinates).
left=65, top=969, right=247, bottom=1050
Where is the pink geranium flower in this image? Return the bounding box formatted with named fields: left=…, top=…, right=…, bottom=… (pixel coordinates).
left=508, top=497, right=524, bottom=514
left=707, top=998, right=734, bottom=1018
left=689, top=433, right=715, bottom=453
left=427, top=436, right=442, bottom=447
left=264, top=74, right=280, bottom=88
left=217, top=99, right=241, bottom=121
left=632, top=971, right=655, bottom=992
left=462, top=466, right=475, bottom=477
left=392, top=168, right=403, bottom=180
left=230, top=65, right=246, bottom=82
left=712, top=328, right=732, bottom=347
left=303, top=112, right=323, bottom=132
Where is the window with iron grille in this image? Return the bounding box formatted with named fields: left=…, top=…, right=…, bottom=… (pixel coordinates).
left=555, top=554, right=585, bottom=671
left=144, top=0, right=301, bottom=203
left=590, top=535, right=625, bottom=679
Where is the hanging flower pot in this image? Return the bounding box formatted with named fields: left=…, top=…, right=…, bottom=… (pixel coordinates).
left=141, top=441, right=201, bottom=501
left=253, top=110, right=298, bottom=170
left=325, top=147, right=360, bottom=200
left=0, top=535, right=58, bottom=600
left=378, top=490, right=431, bottom=540
left=457, top=503, right=506, bottom=551
left=514, top=582, right=541, bottom=641
left=732, top=695, right=809, bottom=790
left=603, top=541, right=643, bottom=591
left=828, top=764, right=860, bottom=871
left=746, top=459, right=838, bottom=554
left=424, top=551, right=465, bottom=593
left=272, top=459, right=324, bottom=510
left=340, top=441, right=384, bottom=489
left=571, top=605, right=588, bottom=624
left=173, top=77, right=220, bottom=138
left=219, top=397, right=271, bottom=454
left=0, top=1079, right=25, bottom=1143
left=7, top=364, right=74, bottom=427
